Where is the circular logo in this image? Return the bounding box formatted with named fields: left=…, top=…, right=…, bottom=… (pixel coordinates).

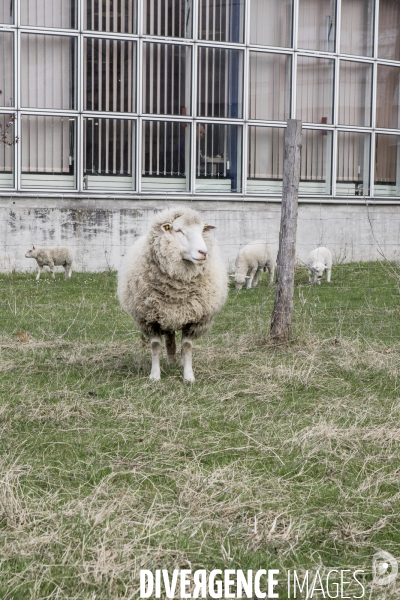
left=372, top=551, right=398, bottom=586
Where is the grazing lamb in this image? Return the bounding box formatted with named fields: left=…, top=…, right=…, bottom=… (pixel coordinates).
left=25, top=246, right=73, bottom=280
left=233, top=240, right=275, bottom=290
left=117, top=207, right=228, bottom=382
left=307, top=246, right=332, bottom=284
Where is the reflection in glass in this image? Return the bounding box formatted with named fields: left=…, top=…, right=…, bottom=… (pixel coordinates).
left=144, top=0, right=192, bottom=38
left=84, top=118, right=134, bottom=190
left=338, top=61, right=372, bottom=127
left=298, top=0, right=335, bottom=52
left=21, top=34, right=76, bottom=110
left=337, top=131, right=370, bottom=196
left=341, top=0, right=374, bottom=57
left=85, top=38, right=135, bottom=112
left=21, top=116, right=76, bottom=189
left=247, top=126, right=284, bottom=194
left=375, top=134, right=400, bottom=196
left=376, top=65, right=400, bottom=130
left=21, top=0, right=76, bottom=28
left=199, top=0, right=244, bottom=43
left=198, top=47, right=243, bottom=118
left=196, top=123, right=242, bottom=193
left=85, top=0, right=136, bottom=33
left=1, top=0, right=13, bottom=24
left=0, top=114, right=14, bottom=188
left=297, top=57, right=334, bottom=124
left=299, top=129, right=332, bottom=195
left=250, top=0, right=292, bottom=47
left=0, top=33, right=14, bottom=107
left=142, top=121, right=189, bottom=191
left=249, top=53, right=290, bottom=121
left=143, top=43, right=191, bottom=116
left=378, top=0, right=400, bottom=61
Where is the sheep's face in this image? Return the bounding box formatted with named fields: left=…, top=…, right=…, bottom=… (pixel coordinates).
left=25, top=246, right=35, bottom=258
left=161, top=217, right=214, bottom=266
left=234, top=273, right=246, bottom=290
left=312, top=262, right=326, bottom=283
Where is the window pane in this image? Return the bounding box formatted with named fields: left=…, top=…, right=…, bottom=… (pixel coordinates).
left=0, top=33, right=14, bottom=107
left=336, top=131, right=370, bottom=196
left=21, top=0, right=77, bottom=28
left=0, top=114, right=15, bottom=188
left=143, top=43, right=191, bottom=116
left=375, top=134, right=400, bottom=196
left=341, top=0, right=374, bottom=57
left=250, top=0, right=292, bottom=47
left=198, top=47, right=243, bottom=118
left=298, top=0, right=336, bottom=52
left=249, top=53, right=290, bottom=121
left=376, top=65, right=400, bottom=130
left=144, top=0, right=192, bottom=38
left=1, top=0, right=13, bottom=24
left=21, top=116, right=76, bottom=189
left=142, top=121, right=190, bottom=191
left=195, top=123, right=242, bottom=193
left=85, top=38, right=135, bottom=113
left=299, top=129, right=332, bottom=194
left=247, top=126, right=284, bottom=194
left=199, top=0, right=244, bottom=43
left=338, top=61, right=372, bottom=127
left=297, top=57, right=334, bottom=124
left=84, top=0, right=136, bottom=33
left=378, top=0, right=400, bottom=61
left=84, top=118, right=135, bottom=191
left=21, top=35, right=76, bottom=110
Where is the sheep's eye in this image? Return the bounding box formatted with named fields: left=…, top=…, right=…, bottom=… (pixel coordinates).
left=162, top=224, right=171, bottom=231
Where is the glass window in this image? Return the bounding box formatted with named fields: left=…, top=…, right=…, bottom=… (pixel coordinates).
left=0, top=33, right=14, bottom=108
left=84, top=118, right=135, bottom=191
left=378, top=0, right=400, bottom=61
left=199, top=0, right=244, bottom=43
left=21, top=34, right=76, bottom=110
left=1, top=0, right=13, bottom=24
left=142, top=120, right=190, bottom=191
left=338, top=61, right=372, bottom=127
left=341, top=0, right=374, bottom=57
left=21, top=116, right=76, bottom=189
left=375, top=134, right=400, bottom=196
left=85, top=38, right=135, bottom=113
left=0, top=113, right=15, bottom=188
left=249, top=52, right=291, bottom=121
left=298, top=0, right=336, bottom=52
left=198, top=47, right=243, bottom=118
left=84, top=0, right=136, bottom=33
left=21, top=0, right=77, bottom=29
left=376, top=65, right=400, bottom=130
left=144, top=0, right=192, bottom=38
left=296, top=56, right=334, bottom=124
left=195, top=123, right=242, bottom=193
left=250, top=0, right=292, bottom=47
left=143, top=43, right=191, bottom=116
left=300, top=129, right=333, bottom=195
left=336, top=131, right=370, bottom=196
left=247, top=126, right=284, bottom=194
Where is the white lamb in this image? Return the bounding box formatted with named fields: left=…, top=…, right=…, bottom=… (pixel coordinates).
left=117, top=207, right=228, bottom=382
left=25, top=246, right=73, bottom=280
left=307, top=246, right=332, bottom=284
left=233, top=240, right=275, bottom=290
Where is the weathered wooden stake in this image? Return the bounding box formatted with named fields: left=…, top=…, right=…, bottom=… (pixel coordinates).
left=270, top=119, right=302, bottom=342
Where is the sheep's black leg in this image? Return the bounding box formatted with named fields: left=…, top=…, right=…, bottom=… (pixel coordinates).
left=165, top=331, right=176, bottom=364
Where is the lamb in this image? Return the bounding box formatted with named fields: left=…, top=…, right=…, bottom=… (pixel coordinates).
left=25, top=246, right=73, bottom=280
left=307, top=246, right=332, bottom=284
left=117, top=207, right=228, bottom=382
left=233, top=240, right=275, bottom=290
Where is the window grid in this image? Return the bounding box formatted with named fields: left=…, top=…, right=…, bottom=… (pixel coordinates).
left=1, top=0, right=400, bottom=197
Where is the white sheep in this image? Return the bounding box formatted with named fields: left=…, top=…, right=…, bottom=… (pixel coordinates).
left=307, top=246, right=332, bottom=284
left=233, top=240, right=275, bottom=290
left=25, top=246, right=73, bottom=280
left=117, top=207, right=228, bottom=382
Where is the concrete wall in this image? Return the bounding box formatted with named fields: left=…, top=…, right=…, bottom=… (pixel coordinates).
left=1, top=197, right=399, bottom=274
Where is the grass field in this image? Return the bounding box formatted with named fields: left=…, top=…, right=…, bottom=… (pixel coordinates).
left=0, top=263, right=399, bottom=599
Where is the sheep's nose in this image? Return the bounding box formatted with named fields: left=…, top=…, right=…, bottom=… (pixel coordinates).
left=198, top=249, right=207, bottom=259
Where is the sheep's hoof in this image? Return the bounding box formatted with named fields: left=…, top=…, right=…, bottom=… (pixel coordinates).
left=149, top=372, right=161, bottom=381
left=167, top=355, right=177, bottom=365
left=183, top=372, right=195, bottom=383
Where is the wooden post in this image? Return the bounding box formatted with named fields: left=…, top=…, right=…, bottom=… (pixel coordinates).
left=270, top=119, right=302, bottom=342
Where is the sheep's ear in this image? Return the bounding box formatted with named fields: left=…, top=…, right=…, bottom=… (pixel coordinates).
left=229, top=274, right=235, bottom=278
left=245, top=275, right=251, bottom=279
left=161, top=223, right=171, bottom=232
left=203, top=224, right=216, bottom=232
